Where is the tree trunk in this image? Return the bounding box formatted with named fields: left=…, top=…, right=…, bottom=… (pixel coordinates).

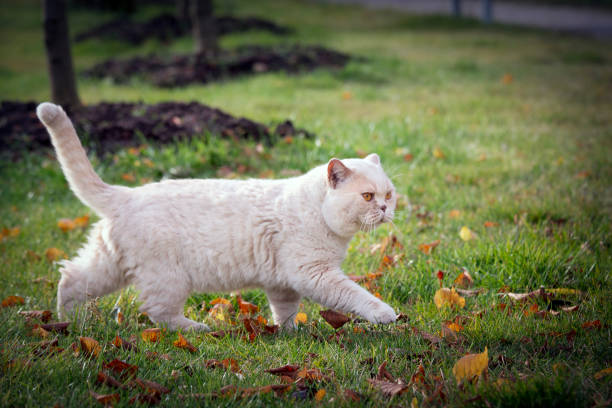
left=43, top=0, right=80, bottom=108
left=190, top=0, right=218, bottom=56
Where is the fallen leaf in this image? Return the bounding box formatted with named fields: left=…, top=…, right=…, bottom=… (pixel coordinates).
left=484, top=221, right=498, bottom=228
left=449, top=210, right=461, bottom=219
left=173, top=332, right=197, bottom=353
left=111, top=334, right=137, bottom=352
left=376, top=361, right=395, bottom=381
left=102, top=359, right=138, bottom=379
left=344, top=389, right=362, bottom=402
left=237, top=296, right=259, bottom=315
left=96, top=371, right=126, bottom=389
left=433, top=147, right=445, bottom=159
left=26, top=250, right=42, bottom=262
left=314, top=388, right=326, bottom=401
left=546, top=288, right=583, bottom=297
left=19, top=310, right=52, bottom=323
left=342, top=91, right=352, bottom=100
left=368, top=379, right=409, bottom=396
left=73, top=214, right=90, bottom=227
left=418, top=240, right=440, bottom=255
left=79, top=336, right=102, bottom=357
left=265, top=364, right=301, bottom=379
left=89, top=390, right=120, bottom=406
left=294, top=312, right=308, bottom=324
left=434, top=288, right=465, bottom=309
left=501, top=73, right=513, bottom=84
left=452, top=347, right=488, bottom=384
left=141, top=328, right=163, bottom=342
left=1, top=295, right=25, bottom=308
left=459, top=226, right=476, bottom=241
left=45, top=248, right=67, bottom=262
left=454, top=271, right=474, bottom=288
left=582, top=320, right=602, bottom=330
left=132, top=377, right=170, bottom=395
left=456, top=288, right=486, bottom=297
left=222, top=358, right=240, bottom=373
left=128, top=393, right=161, bottom=405
left=39, top=321, right=70, bottom=334
left=319, top=310, right=350, bottom=329
left=121, top=173, right=135, bottom=182
left=208, top=302, right=233, bottom=322
left=594, top=367, right=612, bottom=380
left=57, top=218, right=76, bottom=232
left=31, top=326, right=50, bottom=338
left=1, top=226, right=20, bottom=240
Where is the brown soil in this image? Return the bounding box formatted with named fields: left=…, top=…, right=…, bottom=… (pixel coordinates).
left=74, top=13, right=291, bottom=45
left=0, top=101, right=311, bottom=158
left=84, top=45, right=351, bottom=87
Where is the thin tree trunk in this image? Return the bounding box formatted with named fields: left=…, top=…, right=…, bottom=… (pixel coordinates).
left=190, top=0, right=218, bottom=56
left=43, top=0, right=80, bottom=107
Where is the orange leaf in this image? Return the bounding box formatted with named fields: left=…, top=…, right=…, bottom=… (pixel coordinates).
left=210, top=297, right=232, bottom=306
left=484, top=221, right=498, bottom=228
left=294, top=312, right=308, bottom=324
left=434, top=287, right=465, bottom=309
left=342, top=91, right=352, bottom=100
left=73, top=214, right=90, bottom=227
left=237, top=296, right=259, bottom=315
left=79, top=336, right=102, bottom=357
left=57, top=218, right=76, bottom=232
left=45, top=247, right=67, bottom=262
left=1, top=295, right=24, bottom=308
left=501, top=73, right=513, bottom=84
left=314, top=388, right=326, bottom=401
left=103, top=359, right=138, bottom=378
left=222, top=358, right=240, bottom=373
left=173, top=332, right=197, bottom=353
left=449, top=209, right=461, bottom=219
left=582, top=320, right=602, bottom=330
left=418, top=240, right=440, bottom=255
left=454, top=271, right=474, bottom=288
left=121, top=173, right=135, bottom=182
left=141, top=328, right=163, bottom=342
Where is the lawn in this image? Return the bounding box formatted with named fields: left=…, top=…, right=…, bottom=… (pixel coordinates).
left=1, top=0, right=611, bottom=406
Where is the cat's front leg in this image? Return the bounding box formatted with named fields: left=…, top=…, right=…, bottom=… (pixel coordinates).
left=265, top=287, right=301, bottom=330
left=296, top=269, right=397, bottom=324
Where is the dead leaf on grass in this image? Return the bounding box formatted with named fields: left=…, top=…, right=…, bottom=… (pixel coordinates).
left=434, top=288, right=465, bottom=309
left=102, top=359, right=138, bottom=379
left=1, top=295, right=24, bottom=307
left=418, top=240, right=440, bottom=255
left=89, top=390, right=120, bottom=406
left=319, top=309, right=350, bottom=329
left=96, top=371, right=126, bottom=389
left=452, top=347, right=488, bottom=384
left=454, top=271, right=473, bottom=288
left=19, top=310, right=52, bottom=323
left=79, top=336, right=101, bottom=357
left=173, top=332, right=197, bottom=353
left=141, top=328, right=163, bottom=342
left=367, top=379, right=409, bottom=396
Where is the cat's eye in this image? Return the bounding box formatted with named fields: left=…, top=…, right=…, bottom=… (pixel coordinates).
left=362, top=192, right=373, bottom=202
left=385, top=191, right=392, bottom=200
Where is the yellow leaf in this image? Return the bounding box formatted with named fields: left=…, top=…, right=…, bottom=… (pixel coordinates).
left=594, top=367, right=612, bottom=380
left=57, top=218, right=76, bottom=232
left=432, top=147, right=445, bottom=159
left=31, top=326, right=50, bottom=338
left=411, top=397, right=419, bottom=408
left=294, top=312, right=307, bottom=324
left=459, top=226, right=476, bottom=241
left=452, top=347, right=488, bottom=384
left=315, top=388, right=326, bottom=401
left=79, top=336, right=102, bottom=357
left=546, top=288, right=583, bottom=297
left=434, top=288, right=465, bottom=309
left=141, top=328, right=163, bottom=342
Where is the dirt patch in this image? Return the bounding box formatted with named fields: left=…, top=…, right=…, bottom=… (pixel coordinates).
left=84, top=44, right=351, bottom=87
left=74, top=13, right=291, bottom=45
left=0, top=101, right=311, bottom=159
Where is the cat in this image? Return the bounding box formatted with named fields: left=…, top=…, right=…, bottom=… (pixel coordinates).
left=36, top=102, right=398, bottom=331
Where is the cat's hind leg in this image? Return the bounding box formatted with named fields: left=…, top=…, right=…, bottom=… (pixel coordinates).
left=57, top=223, right=125, bottom=318
left=266, top=288, right=301, bottom=329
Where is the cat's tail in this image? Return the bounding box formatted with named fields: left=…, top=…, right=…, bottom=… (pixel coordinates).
left=36, top=102, right=126, bottom=217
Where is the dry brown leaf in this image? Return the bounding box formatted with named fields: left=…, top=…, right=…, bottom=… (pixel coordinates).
left=452, top=347, right=488, bottom=384
left=79, top=336, right=102, bottom=357
left=111, top=334, right=137, bottom=352
left=594, top=367, right=612, bottom=380
left=582, top=320, right=602, bottom=330
left=265, top=364, right=301, bottom=379
left=31, top=326, right=50, bottom=338
left=368, top=379, right=409, bottom=396
left=141, top=328, right=163, bottom=342
left=173, top=332, right=197, bottom=353
left=319, top=309, right=350, bottom=329
left=96, top=371, right=126, bottom=389
left=1, top=295, right=25, bottom=308
left=237, top=296, right=259, bottom=315
left=222, top=358, right=240, bottom=373
left=102, top=359, right=138, bottom=379
left=456, top=288, right=486, bottom=297
left=376, top=361, right=395, bottom=381
left=89, top=390, right=120, bottom=406
left=343, top=389, right=362, bottom=402
left=19, top=310, right=52, bottom=323
left=132, top=377, right=170, bottom=395
left=39, top=321, right=70, bottom=334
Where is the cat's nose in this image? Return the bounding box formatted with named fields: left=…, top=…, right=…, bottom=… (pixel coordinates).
left=380, top=204, right=387, bottom=212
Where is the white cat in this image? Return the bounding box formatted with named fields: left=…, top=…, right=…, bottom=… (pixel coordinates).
left=36, top=102, right=398, bottom=331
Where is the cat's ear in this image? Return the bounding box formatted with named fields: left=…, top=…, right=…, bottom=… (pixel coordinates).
left=365, top=153, right=380, bottom=165
left=327, top=158, right=352, bottom=188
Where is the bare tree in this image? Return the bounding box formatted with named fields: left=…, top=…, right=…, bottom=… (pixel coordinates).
left=190, top=0, right=218, bottom=56
left=43, top=0, right=80, bottom=107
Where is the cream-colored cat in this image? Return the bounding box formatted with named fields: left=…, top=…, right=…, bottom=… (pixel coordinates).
left=36, top=102, right=398, bottom=331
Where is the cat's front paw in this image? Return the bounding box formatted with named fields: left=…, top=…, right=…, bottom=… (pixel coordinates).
left=365, top=302, right=397, bottom=324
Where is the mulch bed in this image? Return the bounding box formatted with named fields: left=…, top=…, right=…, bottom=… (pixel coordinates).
left=84, top=44, right=351, bottom=87
left=74, top=13, right=291, bottom=45
left=0, top=101, right=311, bottom=158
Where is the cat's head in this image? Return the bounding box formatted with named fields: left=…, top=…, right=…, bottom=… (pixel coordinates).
left=322, top=153, right=396, bottom=237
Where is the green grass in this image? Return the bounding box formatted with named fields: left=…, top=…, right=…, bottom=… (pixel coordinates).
left=1, top=0, right=611, bottom=406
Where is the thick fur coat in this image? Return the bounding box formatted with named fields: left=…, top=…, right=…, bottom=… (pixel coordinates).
left=36, top=102, right=398, bottom=330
